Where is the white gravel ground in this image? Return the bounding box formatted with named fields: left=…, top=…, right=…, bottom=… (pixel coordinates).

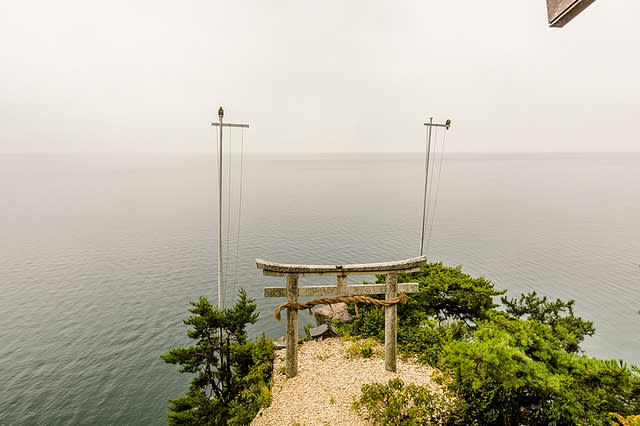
left=252, top=337, right=441, bottom=426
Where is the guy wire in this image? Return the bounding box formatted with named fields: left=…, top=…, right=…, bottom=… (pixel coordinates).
left=232, top=129, right=245, bottom=296
left=225, top=127, right=233, bottom=297
left=423, top=127, right=438, bottom=254
left=426, top=127, right=447, bottom=255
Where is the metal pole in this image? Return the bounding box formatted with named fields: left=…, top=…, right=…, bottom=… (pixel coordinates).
left=218, top=108, right=224, bottom=309
left=420, top=117, right=433, bottom=256
left=210, top=109, right=248, bottom=310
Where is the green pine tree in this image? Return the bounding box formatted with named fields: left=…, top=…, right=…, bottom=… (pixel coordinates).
left=161, top=289, right=274, bottom=425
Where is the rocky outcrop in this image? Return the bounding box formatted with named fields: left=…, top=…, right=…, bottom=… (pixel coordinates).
left=273, top=335, right=302, bottom=350
left=313, top=303, right=353, bottom=326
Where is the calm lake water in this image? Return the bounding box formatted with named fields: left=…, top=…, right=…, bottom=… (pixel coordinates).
left=1, top=153, right=639, bottom=424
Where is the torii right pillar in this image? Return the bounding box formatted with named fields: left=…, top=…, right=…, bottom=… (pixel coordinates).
left=384, top=272, right=398, bottom=372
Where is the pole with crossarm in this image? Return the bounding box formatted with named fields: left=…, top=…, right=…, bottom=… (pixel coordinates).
left=420, top=117, right=451, bottom=257
left=211, top=107, right=249, bottom=309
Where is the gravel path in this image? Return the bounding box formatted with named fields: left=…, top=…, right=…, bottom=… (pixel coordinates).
left=252, top=337, right=440, bottom=426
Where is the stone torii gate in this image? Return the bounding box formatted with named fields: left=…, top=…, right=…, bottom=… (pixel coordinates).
left=257, top=256, right=427, bottom=378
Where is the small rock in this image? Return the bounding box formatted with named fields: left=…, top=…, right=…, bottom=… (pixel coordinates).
left=273, top=336, right=287, bottom=350
left=273, top=335, right=303, bottom=350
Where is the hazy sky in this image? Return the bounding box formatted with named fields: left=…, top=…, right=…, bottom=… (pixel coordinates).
left=1, top=1, right=638, bottom=153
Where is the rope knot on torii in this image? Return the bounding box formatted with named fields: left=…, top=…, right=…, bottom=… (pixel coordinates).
left=258, top=256, right=426, bottom=378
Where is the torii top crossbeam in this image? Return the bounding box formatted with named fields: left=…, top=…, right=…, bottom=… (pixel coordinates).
left=256, top=256, right=427, bottom=277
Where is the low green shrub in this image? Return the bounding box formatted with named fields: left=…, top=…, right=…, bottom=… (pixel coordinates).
left=353, top=378, right=453, bottom=425
left=350, top=306, right=385, bottom=340
left=399, top=318, right=468, bottom=365
left=346, top=338, right=375, bottom=359
left=360, top=341, right=374, bottom=358
left=302, top=323, right=314, bottom=341
left=611, top=412, right=640, bottom=425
